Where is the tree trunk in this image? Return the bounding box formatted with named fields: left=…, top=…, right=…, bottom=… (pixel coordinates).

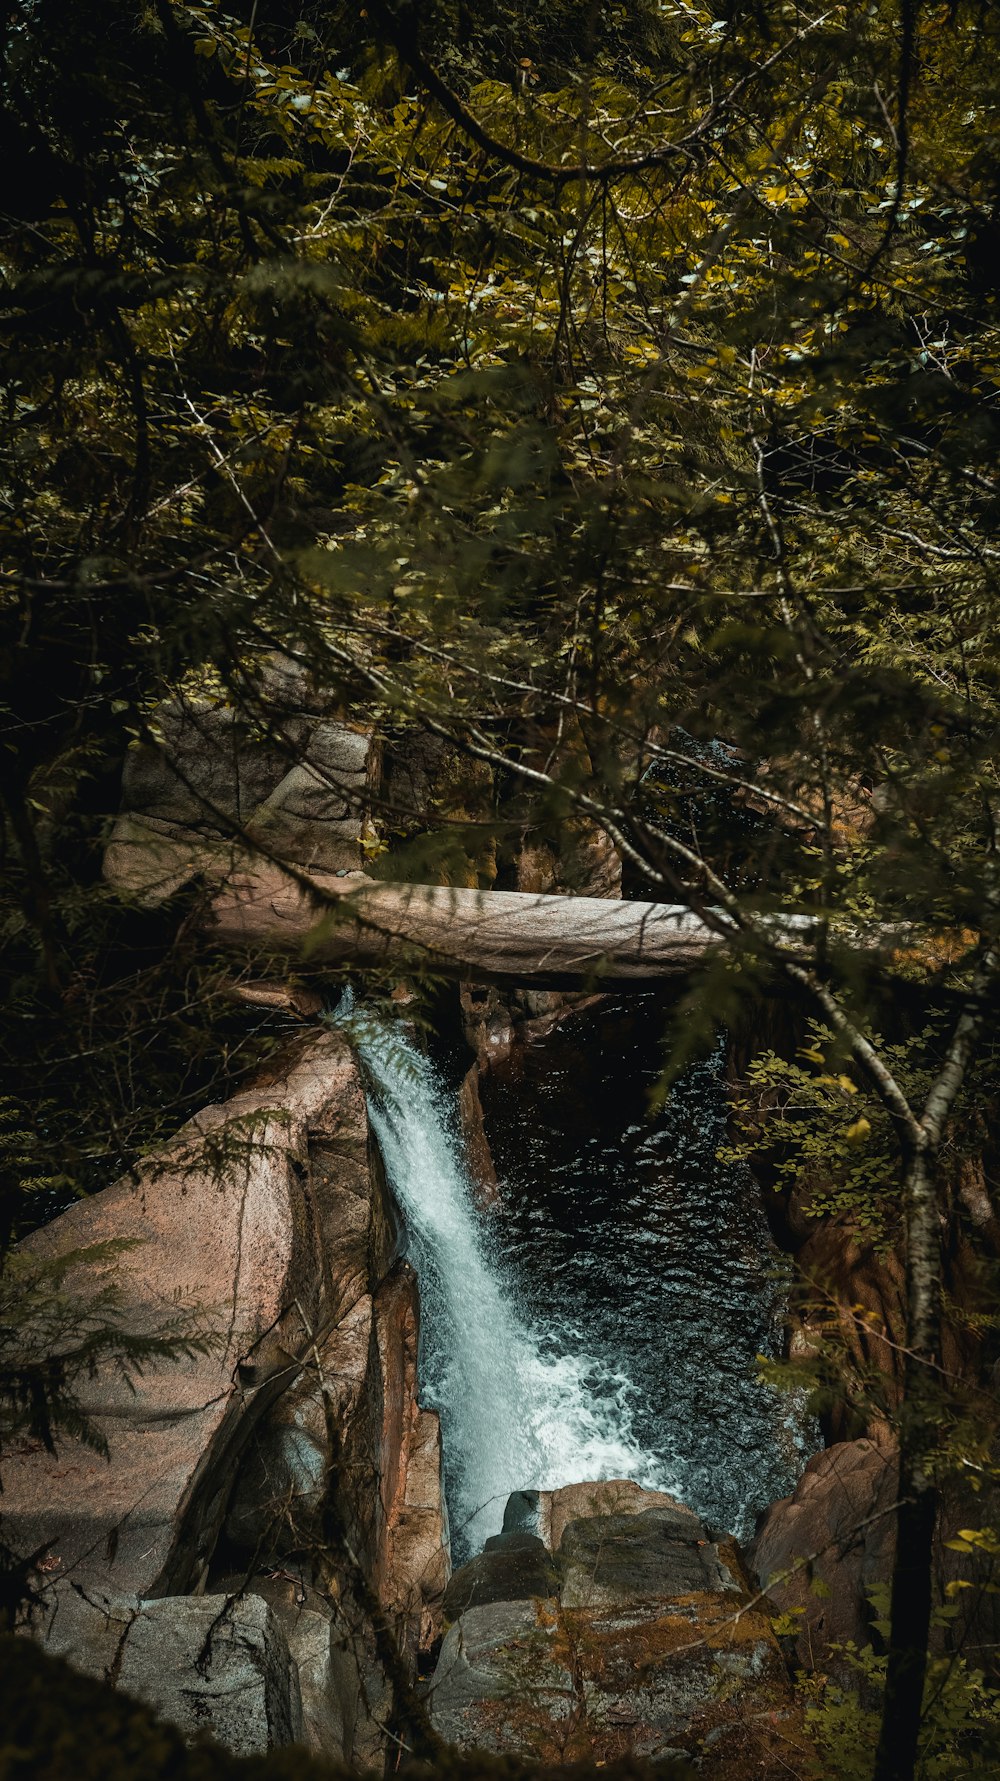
left=874, top=1142, right=942, bottom=1781
left=207, top=861, right=730, bottom=985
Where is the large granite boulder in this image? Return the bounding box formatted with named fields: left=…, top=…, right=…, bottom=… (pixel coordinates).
left=558, top=1506, right=735, bottom=1610
left=7, top=1023, right=450, bottom=1763
left=4, top=1031, right=371, bottom=1599
left=429, top=1484, right=813, bottom=1774
left=513, top=1478, right=691, bottom=1553
left=104, top=694, right=376, bottom=901
left=41, top=1586, right=302, bottom=1755
left=748, top=1439, right=894, bottom=1669
left=443, top=1534, right=559, bottom=1618
left=750, top=1438, right=1000, bottom=1680
left=429, top=1598, right=574, bottom=1758
left=232, top=1570, right=392, bottom=1765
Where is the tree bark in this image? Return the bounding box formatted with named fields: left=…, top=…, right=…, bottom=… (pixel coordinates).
left=207, top=862, right=734, bottom=986
left=874, top=1142, right=943, bottom=1781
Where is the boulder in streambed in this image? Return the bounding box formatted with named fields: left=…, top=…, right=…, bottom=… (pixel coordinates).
left=443, top=1533, right=559, bottom=1617
left=750, top=1437, right=1000, bottom=1682
left=505, top=1477, right=691, bottom=1553
left=558, top=1505, right=736, bottom=1609
left=428, top=1482, right=814, bottom=1775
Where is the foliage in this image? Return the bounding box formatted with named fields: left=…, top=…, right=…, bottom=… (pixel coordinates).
left=5, top=0, right=1000, bottom=1213
left=0, top=1238, right=217, bottom=1625
left=798, top=1592, right=1000, bottom=1780
left=719, top=1020, right=908, bottom=1244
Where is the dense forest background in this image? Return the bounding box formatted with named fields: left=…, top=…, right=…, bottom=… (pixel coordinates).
left=3, top=3, right=1000, bottom=1778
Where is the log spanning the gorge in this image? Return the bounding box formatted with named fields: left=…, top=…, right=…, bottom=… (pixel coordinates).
left=209, top=863, right=809, bottom=988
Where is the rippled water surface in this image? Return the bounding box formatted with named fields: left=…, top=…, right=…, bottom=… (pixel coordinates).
left=480, top=996, right=816, bottom=1543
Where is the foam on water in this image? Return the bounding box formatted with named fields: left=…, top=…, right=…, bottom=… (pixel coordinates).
left=338, top=1000, right=674, bottom=1559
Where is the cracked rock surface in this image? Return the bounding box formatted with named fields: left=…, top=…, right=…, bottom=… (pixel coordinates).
left=44, top=1587, right=303, bottom=1755
left=428, top=1483, right=812, bottom=1777
left=10, top=1026, right=450, bottom=1769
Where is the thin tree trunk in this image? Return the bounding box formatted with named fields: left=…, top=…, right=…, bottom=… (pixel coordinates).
left=874, top=1141, right=942, bottom=1781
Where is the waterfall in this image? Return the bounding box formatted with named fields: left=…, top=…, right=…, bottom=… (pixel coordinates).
left=336, top=998, right=672, bottom=1560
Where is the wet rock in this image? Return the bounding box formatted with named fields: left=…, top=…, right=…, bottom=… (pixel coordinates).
left=443, top=1535, right=559, bottom=1618
left=558, top=1507, right=738, bottom=1610
left=223, top=1295, right=381, bottom=1561
left=460, top=983, right=517, bottom=1071
left=502, top=1490, right=543, bottom=1537
left=793, top=1217, right=989, bottom=1445
left=225, top=979, right=325, bottom=1018
left=374, top=1267, right=452, bottom=1652
left=374, top=1263, right=420, bottom=1579
left=534, top=1478, right=688, bottom=1553
left=384, top=1406, right=452, bottom=1653
left=222, top=1261, right=450, bottom=1661
left=458, top=1063, right=500, bottom=1206
left=226, top=1259, right=450, bottom=1646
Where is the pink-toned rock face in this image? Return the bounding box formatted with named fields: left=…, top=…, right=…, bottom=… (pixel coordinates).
left=373, top=1265, right=452, bottom=1652
left=538, top=1479, right=689, bottom=1554
left=384, top=1407, right=451, bottom=1653
left=4, top=1032, right=370, bottom=1600
left=750, top=1439, right=897, bottom=1668
left=750, top=1438, right=1000, bottom=1680
left=222, top=1256, right=451, bottom=1660
left=9, top=1014, right=453, bottom=1765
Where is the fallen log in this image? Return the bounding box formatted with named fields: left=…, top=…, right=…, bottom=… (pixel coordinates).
left=208, top=863, right=792, bottom=987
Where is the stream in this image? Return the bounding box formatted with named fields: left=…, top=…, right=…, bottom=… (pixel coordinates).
left=343, top=994, right=815, bottom=1564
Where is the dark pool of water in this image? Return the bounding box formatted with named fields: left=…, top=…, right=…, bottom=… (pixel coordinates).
left=479, top=995, right=816, bottom=1539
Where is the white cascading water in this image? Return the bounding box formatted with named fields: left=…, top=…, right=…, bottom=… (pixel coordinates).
left=335, top=996, right=673, bottom=1560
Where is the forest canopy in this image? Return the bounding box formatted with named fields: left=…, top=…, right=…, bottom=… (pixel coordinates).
left=3, top=0, right=999, bottom=1210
